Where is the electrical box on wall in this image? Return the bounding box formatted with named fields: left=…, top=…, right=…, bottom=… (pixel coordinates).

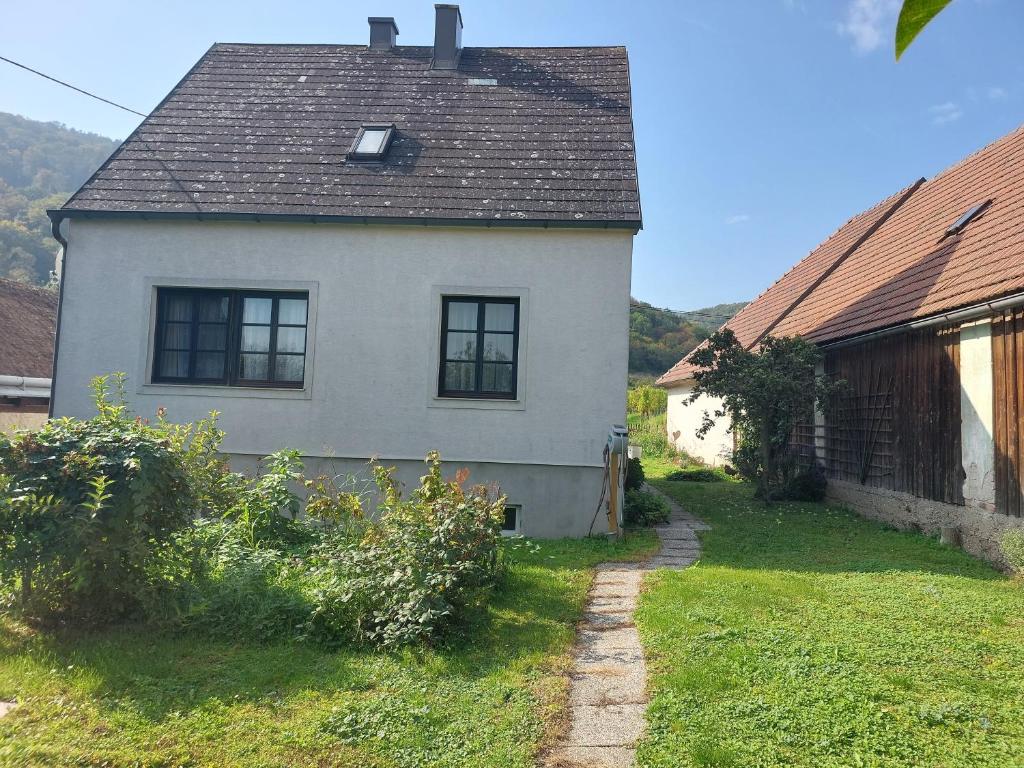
left=608, top=424, right=628, bottom=456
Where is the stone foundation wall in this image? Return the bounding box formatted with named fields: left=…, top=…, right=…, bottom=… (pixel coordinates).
left=827, top=479, right=1024, bottom=569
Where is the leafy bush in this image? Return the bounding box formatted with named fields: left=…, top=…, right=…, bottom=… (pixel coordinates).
left=624, top=457, right=645, bottom=491
left=666, top=467, right=723, bottom=482
left=0, top=375, right=196, bottom=624
left=624, top=488, right=670, bottom=527
left=1001, top=529, right=1024, bottom=575
left=176, top=520, right=311, bottom=642
left=220, top=450, right=311, bottom=548
left=306, top=452, right=506, bottom=648
left=779, top=465, right=827, bottom=502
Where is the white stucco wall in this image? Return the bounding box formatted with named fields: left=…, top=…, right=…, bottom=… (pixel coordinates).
left=665, top=381, right=732, bottom=465
left=53, top=219, right=633, bottom=537
left=959, top=319, right=996, bottom=510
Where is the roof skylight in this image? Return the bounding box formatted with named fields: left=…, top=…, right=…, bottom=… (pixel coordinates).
left=944, top=200, right=991, bottom=238
left=348, top=123, right=396, bottom=161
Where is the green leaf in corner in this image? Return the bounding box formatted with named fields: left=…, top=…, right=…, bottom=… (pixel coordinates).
left=895, top=0, right=955, bottom=60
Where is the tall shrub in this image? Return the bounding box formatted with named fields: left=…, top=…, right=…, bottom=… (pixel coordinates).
left=688, top=329, right=841, bottom=502
left=0, top=375, right=197, bottom=623
left=307, top=452, right=506, bottom=648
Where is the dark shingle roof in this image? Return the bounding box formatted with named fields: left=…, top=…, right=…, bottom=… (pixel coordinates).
left=59, top=43, right=641, bottom=228
left=0, top=279, right=57, bottom=379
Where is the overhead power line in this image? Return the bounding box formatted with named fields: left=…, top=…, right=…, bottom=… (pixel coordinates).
left=0, top=54, right=147, bottom=117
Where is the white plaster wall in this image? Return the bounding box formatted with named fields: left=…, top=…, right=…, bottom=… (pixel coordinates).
left=665, top=381, right=732, bottom=465
left=52, top=219, right=631, bottom=534
left=959, top=319, right=996, bottom=510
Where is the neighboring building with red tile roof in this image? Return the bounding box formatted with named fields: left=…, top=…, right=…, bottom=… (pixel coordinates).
left=658, top=124, right=1024, bottom=565
left=0, top=278, right=57, bottom=430
left=660, top=124, right=1024, bottom=386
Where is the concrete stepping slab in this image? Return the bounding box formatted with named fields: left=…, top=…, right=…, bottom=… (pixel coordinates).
left=578, top=626, right=641, bottom=652
left=564, top=704, right=647, bottom=747
left=0, top=701, right=15, bottom=718
left=659, top=540, right=700, bottom=551
left=569, top=667, right=647, bottom=706
left=581, top=611, right=634, bottom=630
left=575, top=645, right=645, bottom=667
left=588, top=595, right=637, bottom=613
left=544, top=745, right=635, bottom=768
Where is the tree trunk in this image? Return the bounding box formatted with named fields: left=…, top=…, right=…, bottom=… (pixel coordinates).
left=760, top=420, right=773, bottom=505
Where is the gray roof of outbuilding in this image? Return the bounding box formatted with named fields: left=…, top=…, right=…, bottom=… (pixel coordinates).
left=58, top=43, right=641, bottom=229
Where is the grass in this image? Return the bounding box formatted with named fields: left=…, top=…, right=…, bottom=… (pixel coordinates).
left=0, top=532, right=658, bottom=768
left=637, top=460, right=1024, bottom=768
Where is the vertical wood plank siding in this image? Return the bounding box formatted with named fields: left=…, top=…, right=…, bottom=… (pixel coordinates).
left=993, top=308, right=1024, bottom=517
left=823, top=326, right=963, bottom=505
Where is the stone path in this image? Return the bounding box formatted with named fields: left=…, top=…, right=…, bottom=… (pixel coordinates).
left=543, top=485, right=709, bottom=768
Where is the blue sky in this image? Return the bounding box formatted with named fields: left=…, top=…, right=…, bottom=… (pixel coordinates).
left=2, top=0, right=1021, bottom=310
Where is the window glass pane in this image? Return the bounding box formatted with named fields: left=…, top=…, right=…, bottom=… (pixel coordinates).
left=275, top=354, right=305, bottom=382
left=483, top=333, right=514, bottom=362
left=198, top=295, right=229, bottom=322
left=355, top=128, right=387, bottom=154
left=278, top=298, right=308, bottom=326
left=159, top=351, right=189, bottom=378
left=197, top=324, right=227, bottom=351
left=503, top=507, right=518, bottom=532
left=243, top=297, right=272, bottom=324
left=195, top=352, right=225, bottom=379
left=163, top=295, right=192, bottom=322
left=446, top=332, right=477, bottom=361
left=482, top=363, right=514, bottom=393
left=241, top=325, right=271, bottom=352
left=162, top=322, right=191, bottom=350
left=447, top=301, right=478, bottom=331
left=238, top=353, right=269, bottom=380
left=276, top=326, right=306, bottom=354
left=485, top=303, right=515, bottom=332
left=444, top=362, right=475, bottom=392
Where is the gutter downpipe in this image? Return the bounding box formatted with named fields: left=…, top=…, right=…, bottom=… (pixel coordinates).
left=819, top=289, right=1024, bottom=351
left=46, top=213, right=68, bottom=418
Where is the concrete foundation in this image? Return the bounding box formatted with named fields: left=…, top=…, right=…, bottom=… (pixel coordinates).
left=229, top=453, right=606, bottom=539
left=827, top=479, right=1024, bottom=568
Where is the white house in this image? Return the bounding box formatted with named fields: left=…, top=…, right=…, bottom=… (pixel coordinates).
left=662, top=376, right=732, bottom=467
left=47, top=6, right=641, bottom=538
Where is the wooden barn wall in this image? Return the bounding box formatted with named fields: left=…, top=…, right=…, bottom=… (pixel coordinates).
left=993, top=308, right=1024, bottom=517
left=823, top=326, right=963, bottom=505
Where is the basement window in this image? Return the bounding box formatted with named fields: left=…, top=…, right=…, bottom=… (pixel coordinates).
left=502, top=505, right=521, bottom=535
left=348, top=123, right=395, bottom=161
left=944, top=200, right=991, bottom=238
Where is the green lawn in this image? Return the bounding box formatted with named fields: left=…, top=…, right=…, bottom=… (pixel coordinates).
left=0, top=533, right=657, bottom=768
left=638, top=461, right=1024, bottom=768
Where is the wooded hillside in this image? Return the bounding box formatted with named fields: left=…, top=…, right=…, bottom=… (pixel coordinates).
left=0, top=112, right=119, bottom=284
left=629, top=298, right=745, bottom=379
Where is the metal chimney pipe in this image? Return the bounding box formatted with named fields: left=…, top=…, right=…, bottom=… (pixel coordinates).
left=431, top=4, right=462, bottom=69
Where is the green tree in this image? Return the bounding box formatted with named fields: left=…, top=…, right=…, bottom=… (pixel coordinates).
left=687, top=329, right=839, bottom=502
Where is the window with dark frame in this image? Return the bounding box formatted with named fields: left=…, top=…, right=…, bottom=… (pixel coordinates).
left=438, top=296, right=519, bottom=399
left=153, top=288, right=308, bottom=388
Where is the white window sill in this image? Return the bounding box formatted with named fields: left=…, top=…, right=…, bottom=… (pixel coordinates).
left=137, top=383, right=312, bottom=400
left=427, top=395, right=526, bottom=411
